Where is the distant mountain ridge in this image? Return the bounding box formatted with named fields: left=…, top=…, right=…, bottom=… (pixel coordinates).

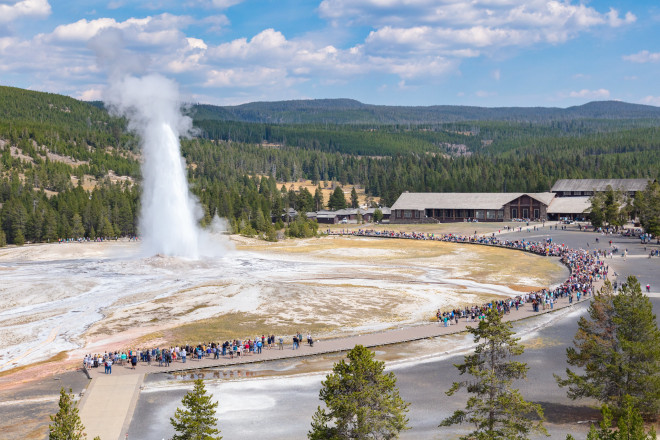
left=192, top=99, right=660, bottom=124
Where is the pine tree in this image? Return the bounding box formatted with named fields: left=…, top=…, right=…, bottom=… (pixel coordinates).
left=309, top=345, right=409, bottom=440
left=440, top=307, right=547, bottom=439
left=72, top=213, right=85, bottom=238
left=634, top=181, right=660, bottom=236
left=556, top=277, right=660, bottom=420
left=575, top=395, right=657, bottom=440
left=314, top=185, right=324, bottom=211
left=328, top=186, right=347, bottom=210
left=170, top=378, right=222, bottom=440
left=100, top=217, right=114, bottom=238
left=49, top=388, right=94, bottom=440
left=350, top=186, right=359, bottom=208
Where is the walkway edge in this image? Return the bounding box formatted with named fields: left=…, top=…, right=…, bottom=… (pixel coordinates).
left=120, top=373, right=144, bottom=440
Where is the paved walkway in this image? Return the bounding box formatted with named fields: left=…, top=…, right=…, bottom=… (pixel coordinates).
left=77, top=289, right=595, bottom=440
left=79, top=373, right=143, bottom=440
left=83, top=285, right=595, bottom=380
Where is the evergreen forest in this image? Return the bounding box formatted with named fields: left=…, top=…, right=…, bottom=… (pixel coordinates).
left=1, top=85, right=659, bottom=245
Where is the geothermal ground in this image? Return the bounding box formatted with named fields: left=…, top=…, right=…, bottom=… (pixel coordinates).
left=0, top=234, right=566, bottom=374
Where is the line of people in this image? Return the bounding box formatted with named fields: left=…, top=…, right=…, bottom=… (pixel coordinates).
left=332, top=228, right=607, bottom=322
left=82, top=332, right=316, bottom=373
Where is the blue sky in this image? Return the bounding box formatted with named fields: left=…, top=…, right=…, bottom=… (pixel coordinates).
left=0, top=0, right=659, bottom=107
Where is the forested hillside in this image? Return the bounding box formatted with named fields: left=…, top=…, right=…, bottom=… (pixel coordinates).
left=1, top=86, right=659, bottom=245
left=193, top=98, right=660, bottom=124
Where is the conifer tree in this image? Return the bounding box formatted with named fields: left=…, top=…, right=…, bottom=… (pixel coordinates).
left=440, top=307, right=546, bottom=439
left=566, top=395, right=656, bottom=440
left=314, top=185, right=324, bottom=211
left=72, top=213, right=85, bottom=238
left=350, top=186, right=359, bottom=208
left=49, top=388, right=96, bottom=440
left=309, top=344, right=409, bottom=440
left=328, top=186, right=347, bottom=210
left=170, top=379, right=222, bottom=440
left=556, top=277, right=660, bottom=420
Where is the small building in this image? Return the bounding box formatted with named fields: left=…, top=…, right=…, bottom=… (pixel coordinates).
left=390, top=192, right=555, bottom=223
left=546, top=196, right=591, bottom=221
left=309, top=210, right=338, bottom=224
left=307, top=207, right=392, bottom=224
left=551, top=179, right=650, bottom=197
left=361, top=207, right=391, bottom=223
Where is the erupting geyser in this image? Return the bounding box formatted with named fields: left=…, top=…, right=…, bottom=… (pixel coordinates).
left=106, top=74, right=201, bottom=258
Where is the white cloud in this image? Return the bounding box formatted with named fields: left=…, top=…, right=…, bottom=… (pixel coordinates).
left=475, top=90, right=497, bottom=98
left=78, top=87, right=104, bottom=101
left=322, top=0, right=635, bottom=54
left=572, top=73, right=590, bottom=79
left=640, top=96, right=660, bottom=106
left=107, top=1, right=124, bottom=10
left=624, top=75, right=637, bottom=81
left=623, top=50, right=660, bottom=63
left=320, top=0, right=634, bottom=30
left=0, top=0, right=638, bottom=103
left=186, top=0, right=244, bottom=9
left=606, top=8, right=636, bottom=27
left=0, top=0, right=51, bottom=24
left=205, top=67, right=297, bottom=88
left=568, top=88, right=610, bottom=99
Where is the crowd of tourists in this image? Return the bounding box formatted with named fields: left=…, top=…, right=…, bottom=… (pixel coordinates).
left=83, top=226, right=620, bottom=373
left=83, top=332, right=315, bottom=374
left=58, top=236, right=139, bottom=243
left=330, top=228, right=611, bottom=324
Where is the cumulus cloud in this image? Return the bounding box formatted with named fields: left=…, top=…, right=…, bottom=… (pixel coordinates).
left=623, top=50, right=660, bottom=63
left=475, top=90, right=497, bottom=98
left=0, top=12, right=208, bottom=99
left=47, top=14, right=193, bottom=45
left=0, top=0, right=51, bottom=24
left=319, top=0, right=635, bottom=33
left=568, top=88, right=610, bottom=99
left=640, top=96, right=660, bottom=106
left=358, top=1, right=635, bottom=55
left=0, top=0, right=639, bottom=103
left=78, top=87, right=104, bottom=101
left=186, top=0, right=244, bottom=9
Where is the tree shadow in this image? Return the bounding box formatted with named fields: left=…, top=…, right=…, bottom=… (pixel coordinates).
left=536, top=401, right=601, bottom=424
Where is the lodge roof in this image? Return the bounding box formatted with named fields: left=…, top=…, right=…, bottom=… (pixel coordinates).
left=547, top=196, right=591, bottom=214
left=390, top=192, right=556, bottom=211
left=551, top=179, right=649, bottom=193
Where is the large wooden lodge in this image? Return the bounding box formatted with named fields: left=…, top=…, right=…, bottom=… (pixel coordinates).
left=390, top=178, right=651, bottom=224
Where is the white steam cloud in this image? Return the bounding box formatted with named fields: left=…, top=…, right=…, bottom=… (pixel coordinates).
left=105, top=74, right=202, bottom=257
left=90, top=29, right=209, bottom=258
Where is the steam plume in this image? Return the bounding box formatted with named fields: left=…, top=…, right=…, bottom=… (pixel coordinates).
left=108, top=75, right=201, bottom=257
left=91, top=31, right=202, bottom=258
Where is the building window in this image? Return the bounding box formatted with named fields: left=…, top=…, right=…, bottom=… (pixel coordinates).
left=534, top=208, right=540, bottom=218
left=486, top=210, right=495, bottom=220
left=497, top=210, right=504, bottom=219
left=475, top=210, right=484, bottom=219
left=404, top=210, right=412, bottom=219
